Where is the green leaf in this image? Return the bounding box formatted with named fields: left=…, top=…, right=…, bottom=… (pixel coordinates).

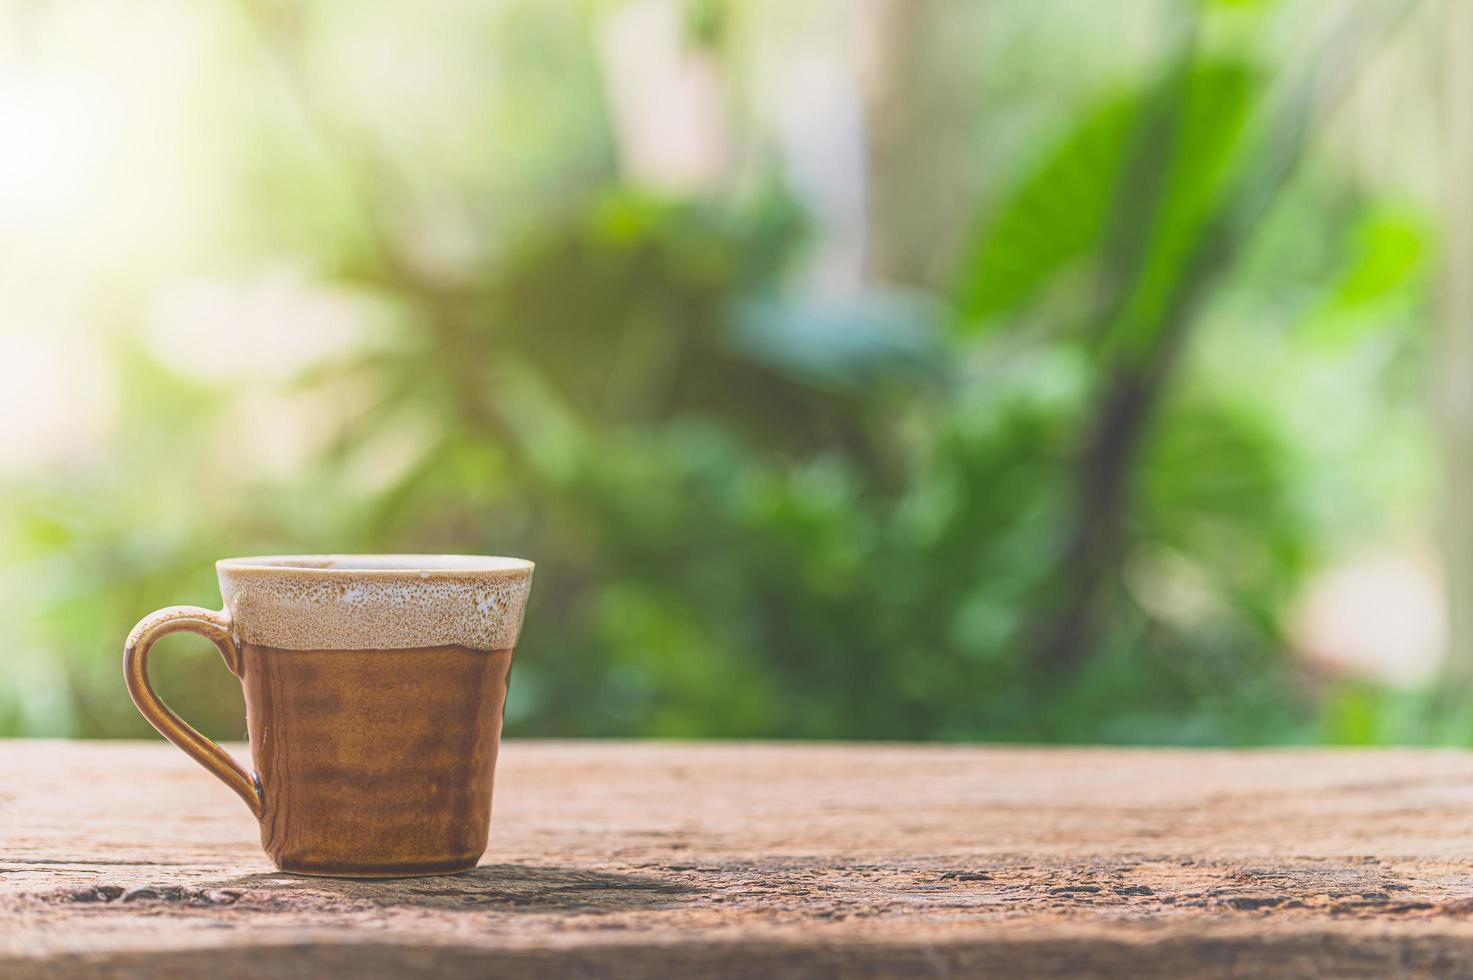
left=1135, top=388, right=1306, bottom=608
left=1108, top=58, right=1261, bottom=357
left=954, top=56, right=1262, bottom=350
left=1330, top=207, right=1428, bottom=308
left=1301, top=205, right=1429, bottom=349
left=953, top=96, right=1137, bottom=330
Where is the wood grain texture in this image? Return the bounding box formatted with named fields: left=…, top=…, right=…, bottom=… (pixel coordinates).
left=7, top=741, right=1473, bottom=978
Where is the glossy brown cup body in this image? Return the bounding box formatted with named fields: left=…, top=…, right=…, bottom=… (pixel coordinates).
left=244, top=644, right=513, bottom=876
left=123, top=555, right=533, bottom=878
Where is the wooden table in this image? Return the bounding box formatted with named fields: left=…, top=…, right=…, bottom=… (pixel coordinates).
left=7, top=741, right=1473, bottom=978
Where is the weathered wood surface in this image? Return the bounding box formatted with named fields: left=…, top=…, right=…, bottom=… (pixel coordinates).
left=8, top=742, right=1473, bottom=978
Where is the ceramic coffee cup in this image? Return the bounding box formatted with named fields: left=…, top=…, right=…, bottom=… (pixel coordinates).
left=123, top=555, right=533, bottom=877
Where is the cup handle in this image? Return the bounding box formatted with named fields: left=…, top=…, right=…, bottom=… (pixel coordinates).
left=123, top=606, right=265, bottom=818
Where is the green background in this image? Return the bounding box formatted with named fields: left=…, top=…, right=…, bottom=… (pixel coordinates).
left=0, top=0, right=1452, bottom=745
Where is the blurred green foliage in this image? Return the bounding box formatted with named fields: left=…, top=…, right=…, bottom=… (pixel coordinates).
left=0, top=0, right=1438, bottom=743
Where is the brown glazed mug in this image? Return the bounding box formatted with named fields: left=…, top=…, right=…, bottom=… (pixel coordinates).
left=123, top=555, right=533, bottom=877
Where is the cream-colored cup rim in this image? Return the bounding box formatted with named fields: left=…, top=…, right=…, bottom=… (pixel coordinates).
left=217, top=554, right=534, bottom=577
